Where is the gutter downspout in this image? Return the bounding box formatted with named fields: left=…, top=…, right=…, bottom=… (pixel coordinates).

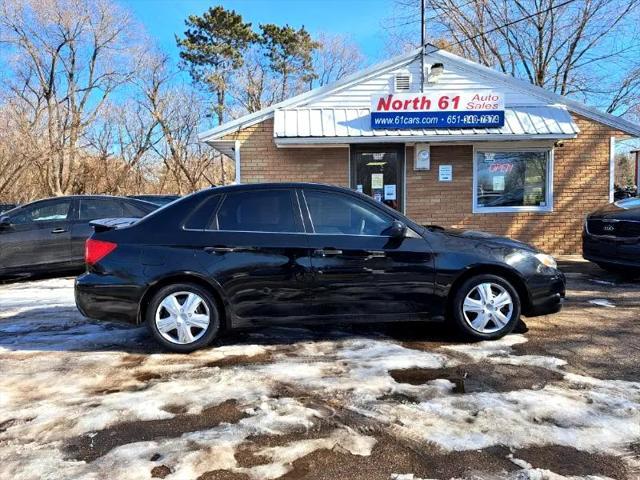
left=234, top=140, right=241, bottom=184
left=609, top=137, right=615, bottom=203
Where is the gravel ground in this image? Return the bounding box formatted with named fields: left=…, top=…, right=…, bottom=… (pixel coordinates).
left=0, top=257, right=638, bottom=480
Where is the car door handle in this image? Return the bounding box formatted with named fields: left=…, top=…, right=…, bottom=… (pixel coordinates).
left=367, top=250, right=386, bottom=258
left=313, top=248, right=343, bottom=256
left=51, top=228, right=67, bottom=234
left=204, top=246, right=236, bottom=254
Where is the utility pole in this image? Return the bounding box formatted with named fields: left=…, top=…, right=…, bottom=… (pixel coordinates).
left=421, top=0, right=426, bottom=92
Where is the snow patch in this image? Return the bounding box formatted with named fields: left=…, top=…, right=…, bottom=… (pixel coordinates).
left=588, top=299, right=615, bottom=308
left=0, top=279, right=639, bottom=479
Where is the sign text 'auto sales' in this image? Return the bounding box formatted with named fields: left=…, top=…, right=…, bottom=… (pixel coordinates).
left=370, top=90, right=505, bottom=129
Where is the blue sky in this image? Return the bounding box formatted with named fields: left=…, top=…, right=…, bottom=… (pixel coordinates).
left=123, top=0, right=401, bottom=63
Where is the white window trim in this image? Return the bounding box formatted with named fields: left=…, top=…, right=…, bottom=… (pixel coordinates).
left=472, top=145, right=554, bottom=214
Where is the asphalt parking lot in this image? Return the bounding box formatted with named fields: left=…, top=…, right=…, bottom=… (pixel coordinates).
left=0, top=258, right=639, bottom=480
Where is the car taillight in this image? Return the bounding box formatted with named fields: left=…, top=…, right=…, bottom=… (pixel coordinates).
left=85, top=239, right=117, bottom=265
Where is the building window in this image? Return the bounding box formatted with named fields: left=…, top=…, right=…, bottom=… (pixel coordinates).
left=474, top=149, right=553, bottom=213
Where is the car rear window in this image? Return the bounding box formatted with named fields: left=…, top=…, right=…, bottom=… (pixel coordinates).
left=79, top=199, right=124, bottom=220
left=123, top=201, right=154, bottom=217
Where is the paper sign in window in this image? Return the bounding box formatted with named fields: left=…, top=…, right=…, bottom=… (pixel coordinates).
left=492, top=175, right=505, bottom=191
left=384, top=184, right=397, bottom=200
left=371, top=173, right=384, bottom=189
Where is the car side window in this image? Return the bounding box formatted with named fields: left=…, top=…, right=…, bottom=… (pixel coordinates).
left=10, top=200, right=71, bottom=225
left=79, top=199, right=124, bottom=220
left=304, top=190, right=394, bottom=236
left=184, top=195, right=221, bottom=230
left=216, top=190, right=302, bottom=233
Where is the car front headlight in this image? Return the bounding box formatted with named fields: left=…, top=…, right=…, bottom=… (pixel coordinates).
left=534, top=253, right=557, bottom=270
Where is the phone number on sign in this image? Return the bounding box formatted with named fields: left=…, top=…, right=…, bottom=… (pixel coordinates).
left=445, top=114, right=502, bottom=125
left=370, top=111, right=504, bottom=129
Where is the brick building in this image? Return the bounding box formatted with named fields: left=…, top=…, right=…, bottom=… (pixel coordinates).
left=199, top=46, right=640, bottom=255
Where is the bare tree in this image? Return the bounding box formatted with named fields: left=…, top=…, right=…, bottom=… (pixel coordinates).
left=0, top=0, right=140, bottom=195
left=86, top=100, right=160, bottom=194
left=310, top=33, right=366, bottom=88
left=227, top=33, right=366, bottom=116
left=389, top=0, right=640, bottom=114
left=227, top=45, right=281, bottom=116
left=0, top=102, right=39, bottom=201
left=139, top=53, right=226, bottom=194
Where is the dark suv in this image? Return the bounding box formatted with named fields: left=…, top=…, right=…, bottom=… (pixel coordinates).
left=583, top=197, right=640, bottom=274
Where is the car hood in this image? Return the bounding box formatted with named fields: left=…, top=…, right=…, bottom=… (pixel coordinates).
left=427, top=225, right=539, bottom=253
left=589, top=203, right=640, bottom=220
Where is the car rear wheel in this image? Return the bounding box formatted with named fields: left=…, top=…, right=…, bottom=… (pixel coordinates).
left=451, top=274, right=521, bottom=340
left=146, top=283, right=220, bottom=352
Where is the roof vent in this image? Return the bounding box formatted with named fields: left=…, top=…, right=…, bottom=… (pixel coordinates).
left=394, top=73, right=411, bottom=92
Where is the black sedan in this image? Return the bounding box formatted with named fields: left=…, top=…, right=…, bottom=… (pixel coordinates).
left=0, top=195, right=157, bottom=279
left=583, top=197, right=640, bottom=274
left=0, top=203, right=19, bottom=214
left=75, top=183, right=565, bottom=352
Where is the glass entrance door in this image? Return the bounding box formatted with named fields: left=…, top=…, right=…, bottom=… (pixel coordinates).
left=351, top=145, right=404, bottom=211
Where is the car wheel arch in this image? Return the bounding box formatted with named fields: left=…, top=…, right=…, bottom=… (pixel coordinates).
left=137, top=272, right=230, bottom=330
left=445, top=264, right=531, bottom=317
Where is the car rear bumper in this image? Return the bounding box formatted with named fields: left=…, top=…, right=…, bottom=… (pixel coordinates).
left=75, top=273, right=144, bottom=324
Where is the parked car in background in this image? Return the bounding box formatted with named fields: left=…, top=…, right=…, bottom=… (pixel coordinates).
left=0, top=195, right=158, bottom=279
left=0, top=203, right=19, bottom=214
left=76, top=183, right=565, bottom=352
left=583, top=198, right=640, bottom=274
left=128, top=194, right=180, bottom=206
left=614, top=185, right=638, bottom=201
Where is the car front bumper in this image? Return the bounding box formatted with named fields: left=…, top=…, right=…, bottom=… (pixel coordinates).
left=583, top=232, right=640, bottom=269
left=522, top=270, right=566, bottom=317
left=75, top=273, right=144, bottom=324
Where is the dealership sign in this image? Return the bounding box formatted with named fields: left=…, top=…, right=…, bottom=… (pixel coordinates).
left=370, top=90, right=505, bottom=129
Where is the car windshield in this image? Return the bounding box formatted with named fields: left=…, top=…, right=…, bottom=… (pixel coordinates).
left=614, top=197, right=640, bottom=209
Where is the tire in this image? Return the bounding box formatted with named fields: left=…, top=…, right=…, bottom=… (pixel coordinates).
left=146, top=283, right=221, bottom=353
left=451, top=274, right=521, bottom=340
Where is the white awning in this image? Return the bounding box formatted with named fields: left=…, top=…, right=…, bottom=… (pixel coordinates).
left=273, top=105, right=579, bottom=145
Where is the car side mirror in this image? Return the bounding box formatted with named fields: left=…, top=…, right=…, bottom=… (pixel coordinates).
left=387, top=220, right=407, bottom=238
left=0, top=216, right=11, bottom=229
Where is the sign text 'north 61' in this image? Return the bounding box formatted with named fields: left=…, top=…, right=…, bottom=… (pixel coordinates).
left=370, top=90, right=505, bottom=130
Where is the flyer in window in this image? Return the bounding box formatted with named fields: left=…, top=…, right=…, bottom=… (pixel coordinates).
left=384, top=184, right=397, bottom=200
left=371, top=173, right=384, bottom=189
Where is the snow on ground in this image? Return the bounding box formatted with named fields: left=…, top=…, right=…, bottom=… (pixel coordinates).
left=588, top=299, right=616, bottom=308
left=0, top=278, right=639, bottom=479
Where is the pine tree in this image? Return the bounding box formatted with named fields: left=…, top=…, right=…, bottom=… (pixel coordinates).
left=259, top=24, right=319, bottom=102
left=177, top=6, right=257, bottom=124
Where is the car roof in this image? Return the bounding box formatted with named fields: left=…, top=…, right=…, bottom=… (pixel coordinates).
left=200, top=182, right=352, bottom=194
left=14, top=195, right=157, bottom=207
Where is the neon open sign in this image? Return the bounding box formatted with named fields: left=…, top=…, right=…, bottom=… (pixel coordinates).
left=370, top=90, right=505, bottom=130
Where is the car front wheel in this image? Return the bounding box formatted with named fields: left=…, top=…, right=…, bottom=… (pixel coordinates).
left=451, top=274, right=521, bottom=340
left=146, top=283, right=221, bottom=352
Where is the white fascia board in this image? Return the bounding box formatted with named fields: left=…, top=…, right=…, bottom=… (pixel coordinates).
left=429, top=48, right=640, bottom=137
left=274, top=133, right=577, bottom=146
left=198, top=48, right=422, bottom=142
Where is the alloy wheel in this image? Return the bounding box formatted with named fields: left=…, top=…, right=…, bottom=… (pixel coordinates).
left=154, top=291, right=210, bottom=345
left=462, top=282, right=514, bottom=334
